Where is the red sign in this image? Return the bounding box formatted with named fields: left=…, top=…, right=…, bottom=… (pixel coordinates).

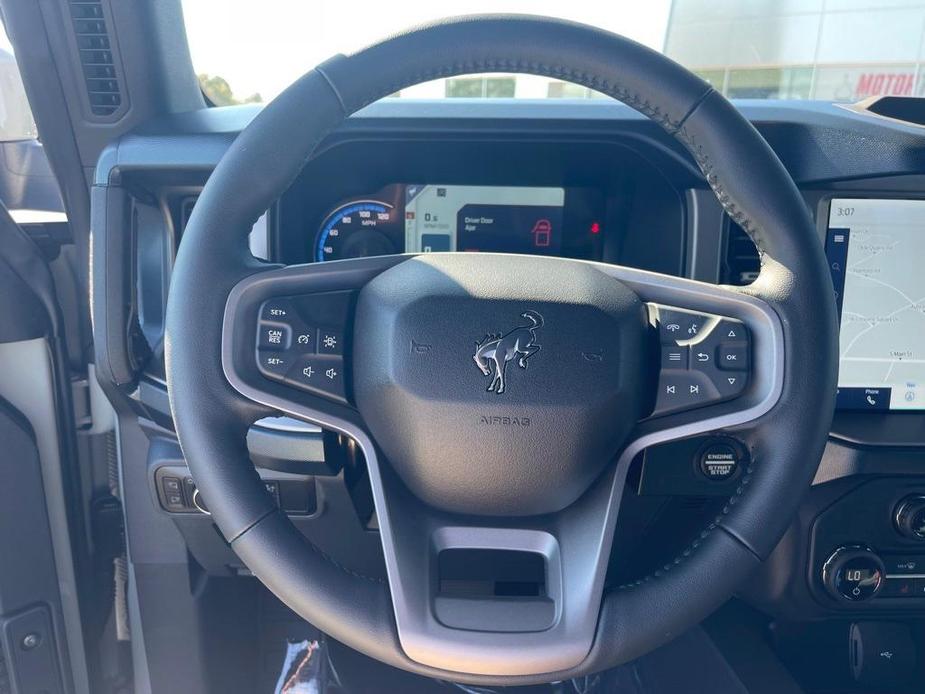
left=856, top=72, right=914, bottom=98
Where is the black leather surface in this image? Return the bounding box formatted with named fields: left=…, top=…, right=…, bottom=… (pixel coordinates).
left=678, top=92, right=839, bottom=558
left=165, top=71, right=347, bottom=539
left=165, top=14, right=837, bottom=684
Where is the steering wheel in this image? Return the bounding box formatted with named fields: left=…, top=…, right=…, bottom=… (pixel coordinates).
left=166, top=15, right=837, bottom=685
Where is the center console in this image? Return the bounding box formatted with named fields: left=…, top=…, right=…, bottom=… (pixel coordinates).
left=816, top=482, right=925, bottom=606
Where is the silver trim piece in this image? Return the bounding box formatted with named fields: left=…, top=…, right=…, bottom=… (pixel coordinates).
left=253, top=415, right=322, bottom=434
left=191, top=488, right=211, bottom=515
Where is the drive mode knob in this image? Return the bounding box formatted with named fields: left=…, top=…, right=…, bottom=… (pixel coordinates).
left=822, top=546, right=884, bottom=602
left=894, top=495, right=925, bottom=540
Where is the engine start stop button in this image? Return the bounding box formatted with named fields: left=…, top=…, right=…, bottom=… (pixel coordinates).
left=699, top=442, right=741, bottom=481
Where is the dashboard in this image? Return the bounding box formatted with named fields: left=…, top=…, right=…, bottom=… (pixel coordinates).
left=123, top=103, right=925, bottom=441
left=307, top=185, right=925, bottom=418
left=92, top=101, right=925, bottom=656
left=269, top=134, right=690, bottom=276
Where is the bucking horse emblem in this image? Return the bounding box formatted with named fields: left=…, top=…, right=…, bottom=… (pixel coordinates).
left=473, top=310, right=544, bottom=394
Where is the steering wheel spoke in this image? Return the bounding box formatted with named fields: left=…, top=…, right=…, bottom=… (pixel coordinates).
left=366, top=450, right=621, bottom=676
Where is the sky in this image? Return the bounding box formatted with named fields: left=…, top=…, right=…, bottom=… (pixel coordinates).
left=180, top=0, right=673, bottom=102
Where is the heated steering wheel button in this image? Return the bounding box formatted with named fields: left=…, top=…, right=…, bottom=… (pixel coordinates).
left=285, top=355, right=346, bottom=401
left=318, top=328, right=344, bottom=355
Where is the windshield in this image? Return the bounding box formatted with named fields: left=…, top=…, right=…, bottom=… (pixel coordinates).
left=181, top=0, right=925, bottom=105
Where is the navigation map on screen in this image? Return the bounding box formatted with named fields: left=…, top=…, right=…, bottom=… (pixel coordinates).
left=827, top=198, right=925, bottom=410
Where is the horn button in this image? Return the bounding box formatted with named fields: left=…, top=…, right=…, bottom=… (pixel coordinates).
left=353, top=254, right=650, bottom=516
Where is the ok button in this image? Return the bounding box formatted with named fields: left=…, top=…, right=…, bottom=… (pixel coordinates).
left=718, top=344, right=748, bottom=370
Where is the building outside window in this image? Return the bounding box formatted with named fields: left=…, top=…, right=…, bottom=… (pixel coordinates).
left=183, top=0, right=925, bottom=103
left=664, top=0, right=925, bottom=102
left=445, top=76, right=516, bottom=98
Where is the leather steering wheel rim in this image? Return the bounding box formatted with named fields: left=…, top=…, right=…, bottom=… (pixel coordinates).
left=165, top=14, right=838, bottom=685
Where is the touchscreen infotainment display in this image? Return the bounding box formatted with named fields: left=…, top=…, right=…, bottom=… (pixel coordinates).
left=826, top=198, right=925, bottom=411
left=403, top=184, right=565, bottom=255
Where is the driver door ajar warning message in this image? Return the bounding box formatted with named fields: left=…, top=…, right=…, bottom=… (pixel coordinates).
left=404, top=184, right=565, bottom=254
left=456, top=204, right=563, bottom=255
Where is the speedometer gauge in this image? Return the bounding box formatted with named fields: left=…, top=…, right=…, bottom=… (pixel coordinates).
left=314, top=200, right=400, bottom=262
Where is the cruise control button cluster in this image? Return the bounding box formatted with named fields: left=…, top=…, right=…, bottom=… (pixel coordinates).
left=255, top=292, right=352, bottom=402
left=652, top=306, right=750, bottom=415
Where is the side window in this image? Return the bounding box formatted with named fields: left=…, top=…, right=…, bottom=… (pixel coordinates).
left=0, top=30, right=63, bottom=215
left=0, top=48, right=37, bottom=142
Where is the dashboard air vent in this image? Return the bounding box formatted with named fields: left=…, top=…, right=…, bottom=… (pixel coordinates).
left=721, top=220, right=760, bottom=286
left=69, top=1, right=122, bottom=117
left=853, top=96, right=925, bottom=128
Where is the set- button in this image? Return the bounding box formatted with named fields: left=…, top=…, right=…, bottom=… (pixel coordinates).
left=255, top=293, right=351, bottom=402
left=257, top=352, right=293, bottom=378
left=651, top=306, right=751, bottom=415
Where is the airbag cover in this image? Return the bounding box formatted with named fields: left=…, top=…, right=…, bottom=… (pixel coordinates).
left=353, top=254, right=649, bottom=516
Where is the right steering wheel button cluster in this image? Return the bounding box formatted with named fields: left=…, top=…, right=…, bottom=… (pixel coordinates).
left=255, top=292, right=352, bottom=402
left=651, top=305, right=750, bottom=415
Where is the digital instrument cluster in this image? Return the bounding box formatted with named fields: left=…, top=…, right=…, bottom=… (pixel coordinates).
left=313, top=183, right=604, bottom=263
